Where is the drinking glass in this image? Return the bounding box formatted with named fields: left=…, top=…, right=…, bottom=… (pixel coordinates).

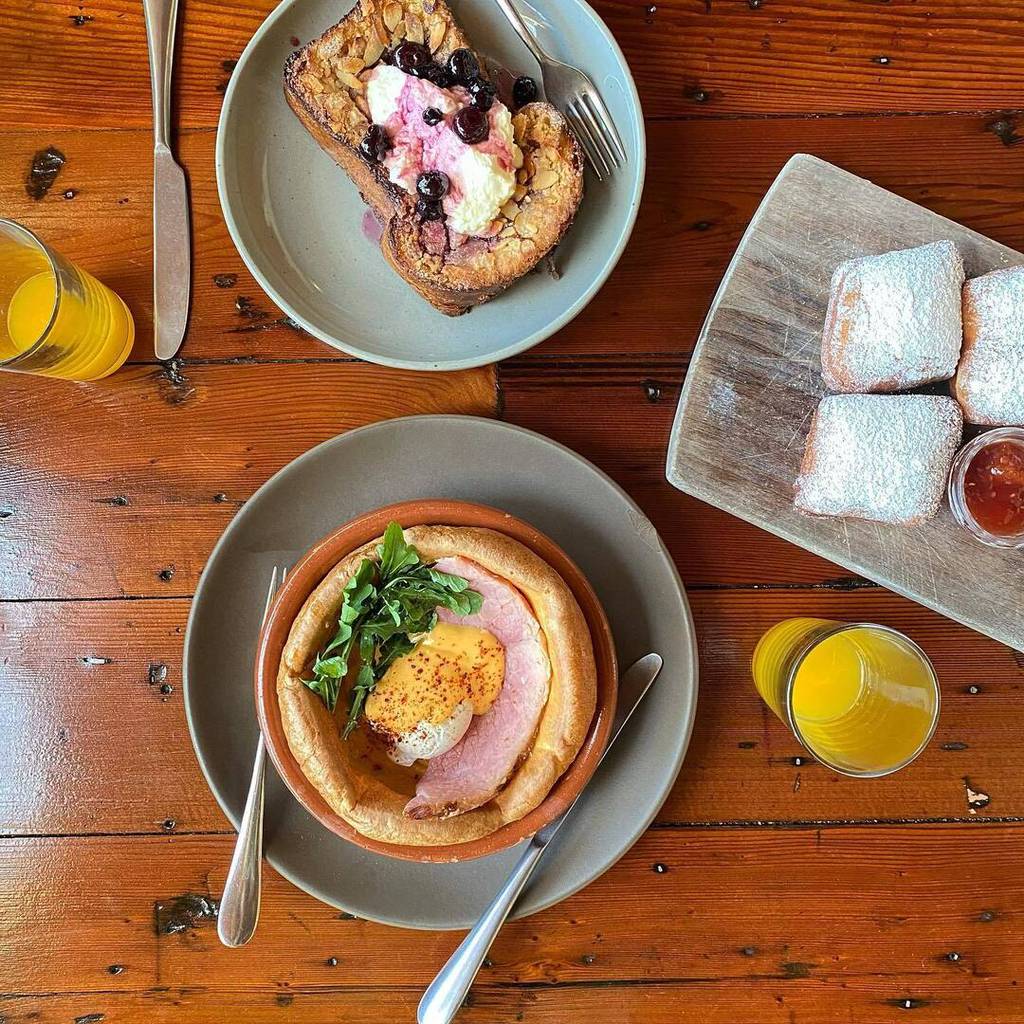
left=751, top=618, right=940, bottom=777
left=0, top=219, right=134, bottom=380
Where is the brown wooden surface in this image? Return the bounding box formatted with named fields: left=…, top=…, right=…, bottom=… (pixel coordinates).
left=2, top=0, right=1024, bottom=1021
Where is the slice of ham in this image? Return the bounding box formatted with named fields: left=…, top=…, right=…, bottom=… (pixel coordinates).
left=404, top=556, right=550, bottom=819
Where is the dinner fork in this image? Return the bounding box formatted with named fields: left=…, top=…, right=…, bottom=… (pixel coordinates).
left=493, top=0, right=628, bottom=180
left=217, top=565, right=285, bottom=948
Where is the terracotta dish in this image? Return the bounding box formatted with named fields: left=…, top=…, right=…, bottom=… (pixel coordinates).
left=255, top=499, right=617, bottom=863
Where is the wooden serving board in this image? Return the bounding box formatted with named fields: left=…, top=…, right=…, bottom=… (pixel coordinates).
left=667, top=154, right=1024, bottom=653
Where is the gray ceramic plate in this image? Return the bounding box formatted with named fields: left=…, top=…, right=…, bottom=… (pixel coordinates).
left=183, top=416, right=697, bottom=929
left=215, top=0, right=646, bottom=370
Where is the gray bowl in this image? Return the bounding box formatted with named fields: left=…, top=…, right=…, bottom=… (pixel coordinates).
left=216, top=0, right=646, bottom=370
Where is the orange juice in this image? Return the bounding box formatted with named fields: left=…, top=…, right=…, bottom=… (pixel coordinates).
left=0, top=220, right=134, bottom=380
left=752, top=618, right=939, bottom=776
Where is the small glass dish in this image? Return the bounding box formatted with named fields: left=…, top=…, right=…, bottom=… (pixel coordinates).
left=948, top=427, right=1024, bottom=549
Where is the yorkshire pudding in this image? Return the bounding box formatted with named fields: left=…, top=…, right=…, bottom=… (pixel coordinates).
left=255, top=500, right=617, bottom=862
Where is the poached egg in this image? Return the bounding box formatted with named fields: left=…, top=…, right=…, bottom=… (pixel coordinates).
left=364, top=621, right=504, bottom=766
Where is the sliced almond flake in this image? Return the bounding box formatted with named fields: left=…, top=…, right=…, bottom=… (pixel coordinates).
left=354, top=94, right=371, bottom=118
left=531, top=168, right=558, bottom=191
left=537, top=146, right=557, bottom=169
left=513, top=184, right=527, bottom=201
left=499, top=225, right=517, bottom=238
left=512, top=148, right=525, bottom=170
left=383, top=2, right=403, bottom=31
left=340, top=71, right=365, bottom=92
left=342, top=55, right=364, bottom=74
left=372, top=14, right=390, bottom=46
left=487, top=218, right=504, bottom=236
left=514, top=212, right=538, bottom=237
left=405, top=13, right=424, bottom=43
left=363, top=36, right=385, bottom=65
left=428, top=17, right=447, bottom=52
left=516, top=168, right=529, bottom=184
left=347, top=108, right=364, bottom=128
left=500, top=200, right=520, bottom=220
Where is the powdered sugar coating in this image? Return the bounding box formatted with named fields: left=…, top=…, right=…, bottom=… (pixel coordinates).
left=795, top=394, right=964, bottom=525
left=822, top=240, right=965, bottom=393
left=954, top=265, right=1024, bottom=426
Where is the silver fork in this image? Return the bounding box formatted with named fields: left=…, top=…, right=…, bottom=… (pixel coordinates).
left=217, top=564, right=285, bottom=947
left=493, top=0, right=628, bottom=180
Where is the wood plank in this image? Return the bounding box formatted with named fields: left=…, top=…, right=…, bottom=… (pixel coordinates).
left=2, top=825, right=1024, bottom=1021
left=6, top=985, right=1024, bottom=1024
left=0, top=362, right=494, bottom=600
left=3, top=590, right=1022, bottom=836
left=3, top=0, right=1024, bottom=129
left=1, top=115, right=1020, bottom=363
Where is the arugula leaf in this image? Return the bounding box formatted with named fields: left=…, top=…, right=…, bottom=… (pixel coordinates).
left=301, top=522, right=483, bottom=737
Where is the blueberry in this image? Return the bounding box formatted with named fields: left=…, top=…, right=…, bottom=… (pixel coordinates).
left=468, top=77, right=496, bottom=111
left=422, top=106, right=444, bottom=126
left=513, top=75, right=538, bottom=108
left=452, top=105, right=489, bottom=144
left=416, top=171, right=450, bottom=200
left=446, top=48, right=479, bottom=84
left=359, top=124, right=391, bottom=163
left=423, top=61, right=454, bottom=88
left=394, top=41, right=431, bottom=75
left=416, top=197, right=445, bottom=221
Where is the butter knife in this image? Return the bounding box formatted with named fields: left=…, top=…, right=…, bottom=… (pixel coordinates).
left=418, top=653, right=663, bottom=1024
left=142, top=0, right=191, bottom=360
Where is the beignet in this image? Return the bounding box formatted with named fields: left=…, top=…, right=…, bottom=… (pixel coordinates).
left=821, top=240, right=964, bottom=393
left=795, top=394, right=963, bottom=525
left=954, top=265, right=1024, bottom=426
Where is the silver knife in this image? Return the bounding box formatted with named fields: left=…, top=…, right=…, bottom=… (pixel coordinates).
left=418, top=653, right=663, bottom=1024
left=143, top=0, right=191, bottom=360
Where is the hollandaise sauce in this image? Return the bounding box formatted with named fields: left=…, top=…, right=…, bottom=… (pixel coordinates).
left=365, top=622, right=504, bottom=738
left=752, top=618, right=939, bottom=777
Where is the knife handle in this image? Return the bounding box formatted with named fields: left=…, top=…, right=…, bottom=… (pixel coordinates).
left=418, top=837, right=547, bottom=1024
left=142, top=0, right=180, bottom=149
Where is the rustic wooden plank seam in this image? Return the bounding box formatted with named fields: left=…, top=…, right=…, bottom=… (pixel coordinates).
left=6, top=816, right=1024, bottom=841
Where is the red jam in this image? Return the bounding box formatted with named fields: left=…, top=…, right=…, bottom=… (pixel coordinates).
left=964, top=440, right=1024, bottom=537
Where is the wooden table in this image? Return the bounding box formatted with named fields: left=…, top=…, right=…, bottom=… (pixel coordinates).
left=2, top=2, right=1023, bottom=1021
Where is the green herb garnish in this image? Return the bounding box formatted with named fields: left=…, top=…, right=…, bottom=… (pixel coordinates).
left=303, top=522, right=483, bottom=737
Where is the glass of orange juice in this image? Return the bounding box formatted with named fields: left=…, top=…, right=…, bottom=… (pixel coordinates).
left=751, top=618, right=940, bottom=777
left=0, top=219, right=134, bottom=381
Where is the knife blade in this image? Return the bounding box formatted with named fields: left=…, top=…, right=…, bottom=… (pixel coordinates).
left=152, top=147, right=190, bottom=360
left=534, top=651, right=662, bottom=846
left=143, top=0, right=191, bottom=360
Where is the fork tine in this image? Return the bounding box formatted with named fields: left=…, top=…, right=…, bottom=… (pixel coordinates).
left=581, top=88, right=628, bottom=165
left=564, top=108, right=606, bottom=181
left=567, top=106, right=610, bottom=180
left=575, top=95, right=620, bottom=171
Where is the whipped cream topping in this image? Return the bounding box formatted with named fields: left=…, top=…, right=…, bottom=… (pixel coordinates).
left=366, top=64, right=521, bottom=237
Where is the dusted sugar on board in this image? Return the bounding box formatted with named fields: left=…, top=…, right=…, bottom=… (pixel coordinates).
left=821, top=240, right=965, bottom=393
left=954, top=265, right=1024, bottom=426
left=795, top=394, right=964, bottom=525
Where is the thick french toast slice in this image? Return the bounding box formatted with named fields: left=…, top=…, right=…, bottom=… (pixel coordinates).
left=284, top=0, right=584, bottom=316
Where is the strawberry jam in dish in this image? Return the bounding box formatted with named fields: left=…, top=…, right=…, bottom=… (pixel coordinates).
left=366, top=64, right=521, bottom=237
left=949, top=428, right=1024, bottom=548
